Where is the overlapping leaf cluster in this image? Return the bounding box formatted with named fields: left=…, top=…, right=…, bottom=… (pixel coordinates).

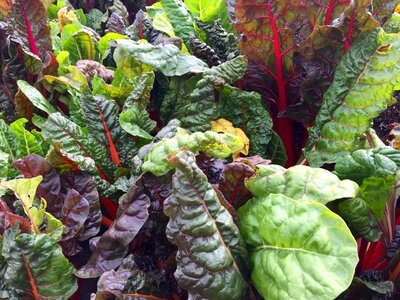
left=1, top=0, right=400, bottom=300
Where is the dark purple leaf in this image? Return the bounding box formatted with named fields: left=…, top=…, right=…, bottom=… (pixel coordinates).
left=196, top=153, right=226, bottom=184
left=76, top=178, right=150, bottom=278
left=219, top=156, right=270, bottom=209
left=61, top=189, right=90, bottom=240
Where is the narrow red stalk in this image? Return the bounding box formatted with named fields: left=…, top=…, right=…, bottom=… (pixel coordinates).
left=101, top=215, right=113, bottom=228
left=267, top=3, right=294, bottom=167
left=325, top=0, right=334, bottom=25
left=344, top=13, right=355, bottom=52
left=100, top=197, right=118, bottom=219
left=356, top=238, right=369, bottom=273
left=18, top=0, right=38, bottom=56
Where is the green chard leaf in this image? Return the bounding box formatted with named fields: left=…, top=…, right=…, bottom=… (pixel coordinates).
left=62, top=26, right=101, bottom=63
left=119, top=102, right=156, bottom=140
left=41, top=112, right=117, bottom=181
left=333, top=147, right=400, bottom=184
left=217, top=85, right=276, bottom=160
left=164, top=150, right=248, bottom=299
left=142, top=128, right=244, bottom=176
left=245, top=164, right=359, bottom=204
left=180, top=55, right=248, bottom=132
left=16, top=80, right=57, bottom=115
left=304, top=28, right=400, bottom=166
left=114, top=40, right=209, bottom=77
left=338, top=197, right=381, bottom=242
left=238, top=194, right=358, bottom=300
left=1, top=226, right=77, bottom=299
left=159, top=0, right=197, bottom=47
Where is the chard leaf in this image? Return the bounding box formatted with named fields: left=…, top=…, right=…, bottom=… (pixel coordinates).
left=16, top=80, right=57, bottom=114
left=8, top=0, right=52, bottom=60
left=1, top=226, right=77, bottom=299
left=76, top=178, right=150, bottom=278
left=181, top=55, right=248, bottom=132
left=333, top=147, right=400, bottom=184
left=304, top=29, right=400, bottom=166
left=264, top=131, right=287, bottom=166
left=164, top=150, right=248, bottom=299
left=114, top=40, right=209, bottom=77
left=217, top=85, right=274, bottom=159
left=245, top=164, right=359, bottom=204
left=42, top=112, right=117, bottom=181
left=219, top=156, right=270, bottom=209
left=9, top=118, right=43, bottom=158
left=119, top=102, right=156, bottom=140
left=307, top=0, right=351, bottom=27
left=360, top=175, right=397, bottom=219
left=98, top=32, right=127, bottom=57
left=142, top=128, right=244, bottom=176
left=159, top=0, right=197, bottom=47
left=338, top=197, right=381, bottom=242
left=185, top=0, right=233, bottom=32
left=62, top=26, right=101, bottom=63
left=238, top=194, right=358, bottom=300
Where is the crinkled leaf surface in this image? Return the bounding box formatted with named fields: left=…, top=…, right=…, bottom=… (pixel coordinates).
left=8, top=0, right=52, bottom=59
left=76, top=179, right=150, bottom=278
left=114, top=39, right=208, bottom=77
left=142, top=128, right=243, bottom=176
left=304, top=29, right=400, bottom=166
left=1, top=226, right=77, bottom=299
left=245, top=164, right=359, bottom=204
left=338, top=197, right=381, bottom=242
left=217, top=85, right=274, bottom=159
left=181, top=55, right=247, bottom=132
left=159, top=0, right=197, bottom=47
left=239, top=194, right=358, bottom=300
left=164, top=150, right=248, bottom=299
left=333, top=147, right=400, bottom=184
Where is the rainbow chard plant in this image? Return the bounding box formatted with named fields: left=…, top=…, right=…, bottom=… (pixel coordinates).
left=1, top=0, right=400, bottom=299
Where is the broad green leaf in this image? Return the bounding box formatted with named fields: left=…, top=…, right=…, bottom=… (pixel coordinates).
left=238, top=194, right=358, bottom=300
left=0, top=152, right=9, bottom=178
left=119, top=103, right=156, bottom=140
left=264, top=131, right=287, bottom=166
left=45, top=66, right=88, bottom=92
left=1, top=227, right=77, bottom=299
left=56, top=51, right=71, bottom=75
left=9, top=118, right=43, bottom=158
left=76, top=179, right=150, bottom=278
left=62, top=26, right=101, bottom=63
left=184, top=0, right=233, bottom=32
left=304, top=29, right=400, bottom=166
left=0, top=176, right=43, bottom=233
left=180, top=56, right=248, bottom=132
left=152, top=13, right=175, bottom=37
left=333, top=147, right=400, bottom=184
left=159, top=0, right=197, bottom=46
left=114, top=40, right=209, bottom=77
left=360, top=175, right=397, bottom=219
left=42, top=112, right=116, bottom=180
left=17, top=81, right=57, bottom=114
left=338, top=197, right=381, bottom=242
left=164, top=150, right=247, bottom=299
left=0, top=119, right=17, bottom=163
left=217, top=85, right=274, bottom=160
left=45, top=212, right=64, bottom=242
left=98, top=32, right=127, bottom=57
left=142, top=128, right=244, bottom=176
left=245, top=164, right=359, bottom=204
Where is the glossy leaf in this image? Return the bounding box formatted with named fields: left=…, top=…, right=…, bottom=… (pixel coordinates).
left=333, top=147, right=400, bottom=184
left=181, top=55, right=248, bottom=132
left=114, top=39, right=209, bottom=77
left=238, top=194, right=358, bottom=300
left=164, top=150, right=248, bottom=299
left=8, top=0, right=52, bottom=59
left=1, top=227, right=77, bottom=299
left=142, top=128, right=244, bottom=176
left=219, top=156, right=270, bottom=208
left=159, top=0, right=197, bottom=46
left=245, top=164, right=359, bottom=204
left=76, top=179, right=150, bottom=278
left=17, top=81, right=56, bottom=115
left=304, top=29, right=400, bottom=166
left=360, top=175, right=397, bottom=219
left=338, top=197, right=381, bottom=242
left=119, top=103, right=156, bottom=140
left=307, top=0, right=351, bottom=27
left=217, top=85, right=274, bottom=159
